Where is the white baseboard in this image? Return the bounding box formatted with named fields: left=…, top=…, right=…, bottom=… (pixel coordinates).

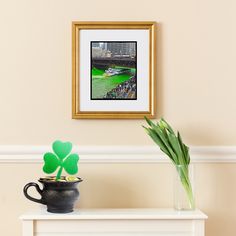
left=0, top=145, right=236, bottom=163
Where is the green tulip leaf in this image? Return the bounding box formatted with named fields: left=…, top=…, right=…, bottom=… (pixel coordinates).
left=143, top=117, right=195, bottom=208
left=52, top=140, right=72, bottom=160
left=63, top=154, right=79, bottom=175
left=43, top=152, right=60, bottom=174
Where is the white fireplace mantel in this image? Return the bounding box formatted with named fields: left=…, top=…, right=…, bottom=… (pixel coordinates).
left=20, top=208, right=208, bottom=236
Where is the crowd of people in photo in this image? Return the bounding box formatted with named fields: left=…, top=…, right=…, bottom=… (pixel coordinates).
left=104, top=76, right=137, bottom=99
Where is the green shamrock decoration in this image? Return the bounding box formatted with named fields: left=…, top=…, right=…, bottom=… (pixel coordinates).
left=43, top=140, right=79, bottom=180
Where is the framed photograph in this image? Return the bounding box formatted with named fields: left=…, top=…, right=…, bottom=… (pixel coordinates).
left=72, top=21, right=156, bottom=119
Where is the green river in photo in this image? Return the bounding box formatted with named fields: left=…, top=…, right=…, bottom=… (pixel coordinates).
left=91, top=67, right=136, bottom=99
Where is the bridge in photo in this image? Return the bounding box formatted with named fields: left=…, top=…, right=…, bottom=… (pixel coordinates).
left=92, top=57, right=136, bottom=69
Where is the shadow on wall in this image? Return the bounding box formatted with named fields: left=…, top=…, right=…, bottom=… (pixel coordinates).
left=156, top=22, right=164, bottom=119
left=76, top=175, right=138, bottom=208
left=182, top=122, right=224, bottom=145
left=75, top=163, right=173, bottom=209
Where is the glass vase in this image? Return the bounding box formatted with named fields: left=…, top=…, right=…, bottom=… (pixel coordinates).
left=174, top=164, right=195, bottom=210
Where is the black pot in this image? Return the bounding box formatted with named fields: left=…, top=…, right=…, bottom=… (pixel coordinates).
left=23, top=177, right=82, bottom=213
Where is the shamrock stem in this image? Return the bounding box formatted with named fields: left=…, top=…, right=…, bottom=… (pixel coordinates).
left=56, top=166, right=63, bottom=180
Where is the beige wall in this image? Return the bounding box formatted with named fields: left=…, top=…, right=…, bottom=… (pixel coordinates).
left=0, top=0, right=235, bottom=235
left=0, top=0, right=235, bottom=145
left=1, top=163, right=236, bottom=236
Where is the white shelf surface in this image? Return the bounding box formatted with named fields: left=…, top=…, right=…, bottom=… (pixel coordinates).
left=20, top=208, right=208, bottom=220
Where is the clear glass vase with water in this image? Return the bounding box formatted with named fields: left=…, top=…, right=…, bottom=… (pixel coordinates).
left=174, top=164, right=195, bottom=210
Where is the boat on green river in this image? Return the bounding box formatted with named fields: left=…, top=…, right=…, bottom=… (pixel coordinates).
left=91, top=67, right=136, bottom=99
left=103, top=68, right=131, bottom=77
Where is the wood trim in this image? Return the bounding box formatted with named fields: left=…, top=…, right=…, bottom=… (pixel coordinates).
left=1, top=146, right=236, bottom=163
left=72, top=21, right=157, bottom=119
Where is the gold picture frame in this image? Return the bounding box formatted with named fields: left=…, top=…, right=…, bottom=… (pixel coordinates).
left=72, top=21, right=157, bottom=119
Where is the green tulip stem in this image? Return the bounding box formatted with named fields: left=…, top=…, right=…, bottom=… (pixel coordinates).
left=177, top=165, right=195, bottom=209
